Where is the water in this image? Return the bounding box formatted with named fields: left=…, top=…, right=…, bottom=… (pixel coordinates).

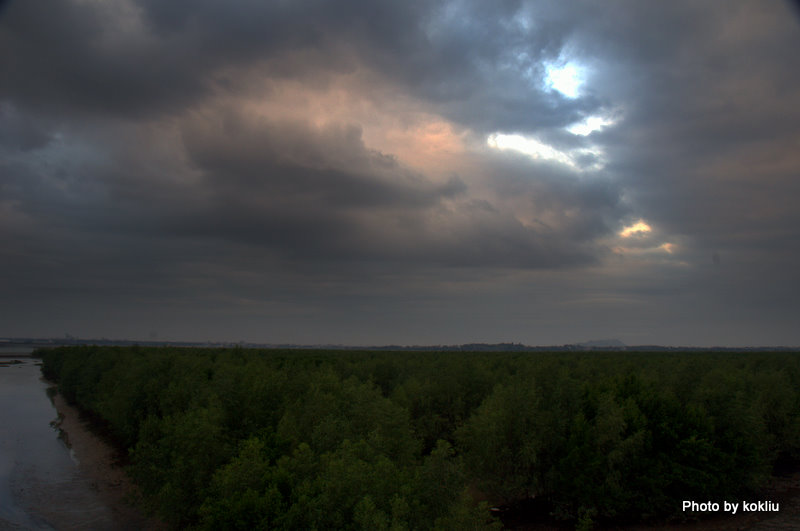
left=0, top=347, right=119, bottom=530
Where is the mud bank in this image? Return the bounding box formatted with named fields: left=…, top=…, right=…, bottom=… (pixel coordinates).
left=49, top=393, right=166, bottom=531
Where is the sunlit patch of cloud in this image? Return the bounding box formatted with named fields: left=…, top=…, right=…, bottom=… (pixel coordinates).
left=609, top=220, right=685, bottom=265
left=544, top=61, right=585, bottom=99
left=487, top=133, right=575, bottom=167
left=619, top=220, right=652, bottom=238
left=567, top=114, right=618, bottom=136
left=234, top=75, right=471, bottom=180
left=487, top=132, right=607, bottom=171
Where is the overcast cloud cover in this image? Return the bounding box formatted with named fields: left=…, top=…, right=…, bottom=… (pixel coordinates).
left=2, top=0, right=799, bottom=346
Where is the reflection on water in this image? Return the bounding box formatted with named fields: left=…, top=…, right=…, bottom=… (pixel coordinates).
left=0, top=347, right=119, bottom=530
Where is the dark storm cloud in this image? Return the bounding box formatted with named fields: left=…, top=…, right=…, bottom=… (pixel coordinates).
left=0, top=103, right=53, bottom=151
left=0, top=0, right=433, bottom=118
left=583, top=2, right=800, bottom=254
left=180, top=111, right=453, bottom=209
left=1, top=0, right=799, bottom=344
left=168, top=106, right=599, bottom=268
left=483, top=151, right=624, bottom=238
left=1, top=1, right=198, bottom=117
left=1, top=0, right=594, bottom=129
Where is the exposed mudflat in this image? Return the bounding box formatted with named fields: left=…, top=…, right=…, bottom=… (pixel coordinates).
left=49, top=394, right=166, bottom=531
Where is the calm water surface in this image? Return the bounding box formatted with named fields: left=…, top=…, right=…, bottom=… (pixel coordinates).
left=0, top=347, right=119, bottom=530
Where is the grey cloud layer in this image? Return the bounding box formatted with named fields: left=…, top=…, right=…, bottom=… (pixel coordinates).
left=1, top=0, right=798, bottom=344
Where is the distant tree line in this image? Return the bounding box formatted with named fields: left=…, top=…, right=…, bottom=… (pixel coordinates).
left=39, top=347, right=800, bottom=529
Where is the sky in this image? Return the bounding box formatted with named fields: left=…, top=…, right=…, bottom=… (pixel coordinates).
left=2, top=1, right=800, bottom=346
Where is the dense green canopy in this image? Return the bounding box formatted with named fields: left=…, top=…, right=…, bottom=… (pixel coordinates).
left=41, top=347, right=800, bottom=529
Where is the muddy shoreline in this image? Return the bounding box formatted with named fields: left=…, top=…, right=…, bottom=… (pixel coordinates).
left=49, top=391, right=166, bottom=531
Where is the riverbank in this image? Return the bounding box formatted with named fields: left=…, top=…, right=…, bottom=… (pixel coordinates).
left=49, top=392, right=166, bottom=530
left=2, top=355, right=154, bottom=530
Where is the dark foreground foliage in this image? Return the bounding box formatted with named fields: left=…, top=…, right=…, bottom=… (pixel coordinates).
left=40, top=347, right=800, bottom=529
